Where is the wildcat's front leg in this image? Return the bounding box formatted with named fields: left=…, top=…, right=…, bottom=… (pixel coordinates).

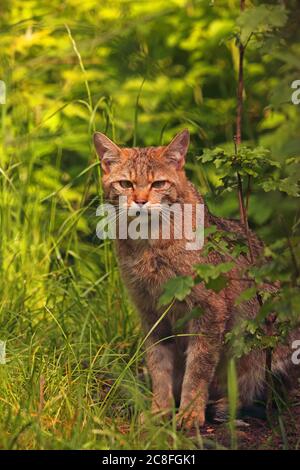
left=178, top=302, right=227, bottom=429
left=146, top=338, right=176, bottom=416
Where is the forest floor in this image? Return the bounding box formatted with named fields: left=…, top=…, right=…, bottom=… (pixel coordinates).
left=106, top=371, right=300, bottom=450
left=198, top=389, right=300, bottom=450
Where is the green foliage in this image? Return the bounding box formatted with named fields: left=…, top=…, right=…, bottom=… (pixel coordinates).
left=225, top=317, right=279, bottom=358
left=159, top=261, right=235, bottom=305
left=158, top=275, right=194, bottom=306
left=235, top=286, right=257, bottom=306
left=236, top=4, right=288, bottom=45
left=199, top=145, right=286, bottom=194
left=261, top=155, right=300, bottom=197
left=194, top=261, right=234, bottom=292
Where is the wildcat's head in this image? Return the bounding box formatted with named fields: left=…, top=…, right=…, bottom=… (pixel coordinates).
left=93, top=129, right=190, bottom=211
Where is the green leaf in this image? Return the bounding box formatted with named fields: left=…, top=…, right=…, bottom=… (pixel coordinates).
left=237, top=5, right=288, bottom=45
left=278, top=178, right=299, bottom=197
left=235, top=287, right=257, bottom=306
left=205, top=274, right=228, bottom=292
left=158, top=275, right=194, bottom=306
left=194, top=262, right=234, bottom=293
left=261, top=177, right=299, bottom=197
left=194, top=262, right=234, bottom=282
left=204, top=225, right=218, bottom=237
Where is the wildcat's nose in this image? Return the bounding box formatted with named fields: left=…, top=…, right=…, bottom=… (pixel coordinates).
left=135, top=200, right=147, bottom=207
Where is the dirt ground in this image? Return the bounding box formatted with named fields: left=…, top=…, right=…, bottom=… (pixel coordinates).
left=199, top=390, right=300, bottom=450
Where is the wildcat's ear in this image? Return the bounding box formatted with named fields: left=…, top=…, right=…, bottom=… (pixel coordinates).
left=162, top=129, right=190, bottom=169
left=93, top=132, right=122, bottom=174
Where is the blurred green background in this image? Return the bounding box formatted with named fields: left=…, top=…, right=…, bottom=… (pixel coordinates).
left=1, top=1, right=300, bottom=235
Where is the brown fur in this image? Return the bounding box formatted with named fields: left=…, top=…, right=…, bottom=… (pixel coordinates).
left=94, top=129, right=298, bottom=428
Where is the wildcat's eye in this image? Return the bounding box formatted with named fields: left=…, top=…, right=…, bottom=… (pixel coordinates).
left=119, top=180, right=133, bottom=189
left=152, top=180, right=168, bottom=189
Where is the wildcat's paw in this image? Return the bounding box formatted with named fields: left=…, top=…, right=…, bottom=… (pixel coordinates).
left=151, top=397, right=174, bottom=422
left=152, top=408, right=173, bottom=422
left=176, top=408, right=205, bottom=430
left=139, top=407, right=172, bottom=426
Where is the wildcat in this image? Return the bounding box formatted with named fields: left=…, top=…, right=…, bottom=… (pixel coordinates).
left=94, top=129, right=298, bottom=428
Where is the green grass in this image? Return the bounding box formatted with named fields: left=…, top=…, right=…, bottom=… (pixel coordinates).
left=0, top=26, right=201, bottom=450
left=0, top=232, right=205, bottom=451
left=0, top=136, right=211, bottom=450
